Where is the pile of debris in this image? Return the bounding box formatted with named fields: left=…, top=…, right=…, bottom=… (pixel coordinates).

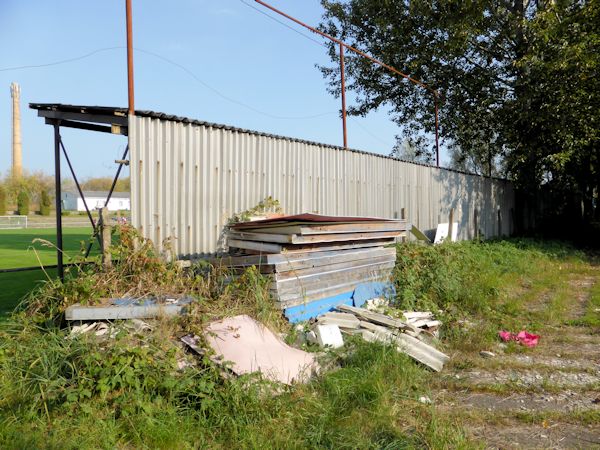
left=310, top=305, right=448, bottom=372
left=219, top=214, right=410, bottom=321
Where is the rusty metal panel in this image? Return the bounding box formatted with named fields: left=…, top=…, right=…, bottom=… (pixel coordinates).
left=129, top=115, right=516, bottom=257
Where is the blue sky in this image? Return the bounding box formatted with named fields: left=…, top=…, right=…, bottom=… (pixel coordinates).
left=1, top=0, right=443, bottom=179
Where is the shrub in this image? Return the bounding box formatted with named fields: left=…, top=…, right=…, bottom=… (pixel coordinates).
left=0, top=185, right=6, bottom=215
left=39, top=189, right=51, bottom=216
left=16, top=190, right=29, bottom=216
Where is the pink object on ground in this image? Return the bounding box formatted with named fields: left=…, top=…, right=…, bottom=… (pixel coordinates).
left=203, top=315, right=318, bottom=385
left=499, top=331, right=513, bottom=342
left=499, top=330, right=540, bottom=347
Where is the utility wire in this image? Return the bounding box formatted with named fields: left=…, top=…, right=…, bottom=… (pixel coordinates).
left=0, top=47, right=123, bottom=72
left=135, top=47, right=335, bottom=120
left=0, top=45, right=335, bottom=120
left=349, top=117, right=396, bottom=149
left=238, top=0, right=327, bottom=48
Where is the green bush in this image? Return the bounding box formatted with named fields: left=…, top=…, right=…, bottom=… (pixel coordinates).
left=16, top=190, right=29, bottom=216
left=392, top=239, right=583, bottom=316
left=0, top=185, right=6, bottom=215
left=39, top=189, right=51, bottom=216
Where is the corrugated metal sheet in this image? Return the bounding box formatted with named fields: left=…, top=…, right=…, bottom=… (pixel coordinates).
left=129, top=115, right=515, bottom=257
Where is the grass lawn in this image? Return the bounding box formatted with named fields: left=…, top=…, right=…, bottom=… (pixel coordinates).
left=0, top=238, right=596, bottom=448
left=0, top=227, right=98, bottom=319
left=0, top=269, right=56, bottom=318
left=0, top=227, right=95, bottom=269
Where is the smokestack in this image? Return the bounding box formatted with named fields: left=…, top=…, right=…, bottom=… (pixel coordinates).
left=10, top=82, right=23, bottom=178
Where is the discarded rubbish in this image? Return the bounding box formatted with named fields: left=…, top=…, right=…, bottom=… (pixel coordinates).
left=319, top=305, right=450, bottom=372
left=70, top=321, right=112, bottom=337
left=434, top=222, right=458, bottom=243
left=65, top=296, right=194, bottom=321
left=499, top=330, right=540, bottom=347
left=182, top=315, right=319, bottom=385
left=312, top=324, right=344, bottom=349
left=216, top=214, right=409, bottom=321
left=419, top=396, right=432, bottom=404
left=479, top=351, right=496, bottom=358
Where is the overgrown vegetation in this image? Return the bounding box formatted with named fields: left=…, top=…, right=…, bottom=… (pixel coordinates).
left=39, top=189, right=51, bottom=216
left=0, top=235, right=596, bottom=448
left=320, top=1, right=599, bottom=225
left=16, top=190, right=29, bottom=216
left=393, top=239, right=593, bottom=350
left=0, top=185, right=6, bottom=215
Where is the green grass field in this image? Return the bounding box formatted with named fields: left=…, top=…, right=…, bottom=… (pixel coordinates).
left=0, top=227, right=94, bottom=269
left=0, top=227, right=95, bottom=318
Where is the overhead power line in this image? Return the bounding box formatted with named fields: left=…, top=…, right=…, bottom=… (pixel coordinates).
left=0, top=47, right=123, bottom=72
left=0, top=46, right=335, bottom=121
left=238, top=0, right=327, bottom=48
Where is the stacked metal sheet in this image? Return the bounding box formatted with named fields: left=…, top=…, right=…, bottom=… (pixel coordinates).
left=219, top=214, right=409, bottom=322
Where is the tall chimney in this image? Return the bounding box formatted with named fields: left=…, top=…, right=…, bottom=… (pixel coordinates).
left=10, top=82, right=23, bottom=178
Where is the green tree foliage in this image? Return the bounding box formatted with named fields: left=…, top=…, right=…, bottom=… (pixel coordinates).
left=80, top=176, right=130, bottom=192
left=2, top=171, right=54, bottom=206
left=506, top=1, right=600, bottom=220
left=0, top=184, right=7, bottom=215
left=39, top=189, right=51, bottom=216
left=17, top=190, right=29, bottom=216
left=319, top=1, right=598, bottom=218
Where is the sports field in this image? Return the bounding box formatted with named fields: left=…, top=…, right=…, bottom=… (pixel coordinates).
left=0, top=227, right=95, bottom=317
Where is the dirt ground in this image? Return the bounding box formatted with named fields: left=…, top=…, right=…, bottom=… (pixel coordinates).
left=435, top=273, right=600, bottom=449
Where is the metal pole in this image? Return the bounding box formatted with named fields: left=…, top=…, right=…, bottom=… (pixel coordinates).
left=255, top=0, right=435, bottom=93
left=84, top=145, right=130, bottom=259
left=59, top=138, right=95, bottom=228
left=126, top=0, right=135, bottom=114
left=340, top=43, right=348, bottom=149
left=53, top=122, right=64, bottom=280
left=434, top=95, right=440, bottom=168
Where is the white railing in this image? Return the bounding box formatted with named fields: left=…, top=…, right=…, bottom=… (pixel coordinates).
left=0, top=215, right=28, bottom=229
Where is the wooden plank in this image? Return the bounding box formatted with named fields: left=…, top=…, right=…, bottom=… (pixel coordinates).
left=271, top=261, right=395, bottom=294
left=410, top=225, right=431, bottom=243
left=228, top=238, right=396, bottom=254
left=236, top=221, right=410, bottom=235
left=277, top=278, right=393, bottom=310
left=336, top=304, right=407, bottom=329
left=274, top=271, right=393, bottom=305
left=227, top=239, right=283, bottom=253
left=273, top=254, right=396, bottom=281
left=229, top=230, right=404, bottom=245
left=210, top=246, right=396, bottom=271
left=271, top=261, right=394, bottom=290
left=228, top=231, right=293, bottom=244
left=361, top=329, right=449, bottom=372
left=99, top=207, right=112, bottom=269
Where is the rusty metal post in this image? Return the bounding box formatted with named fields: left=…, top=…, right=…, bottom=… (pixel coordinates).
left=434, top=94, right=440, bottom=168
left=126, top=0, right=135, bottom=115
left=339, top=43, right=348, bottom=149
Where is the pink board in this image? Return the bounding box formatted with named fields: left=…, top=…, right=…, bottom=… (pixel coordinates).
left=203, top=315, right=318, bottom=385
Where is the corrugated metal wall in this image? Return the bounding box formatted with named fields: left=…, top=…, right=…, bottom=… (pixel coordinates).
left=129, top=115, right=515, bottom=257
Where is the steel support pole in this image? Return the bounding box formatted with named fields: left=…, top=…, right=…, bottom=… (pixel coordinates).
left=126, top=0, right=135, bottom=115
left=53, top=122, right=64, bottom=280
left=60, top=139, right=95, bottom=228
left=434, top=95, right=440, bottom=168
left=340, top=43, right=348, bottom=149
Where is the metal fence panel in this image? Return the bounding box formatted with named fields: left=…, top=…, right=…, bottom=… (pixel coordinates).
left=130, top=116, right=515, bottom=257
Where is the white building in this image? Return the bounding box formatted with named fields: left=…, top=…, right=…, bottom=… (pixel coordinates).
left=61, top=191, right=130, bottom=212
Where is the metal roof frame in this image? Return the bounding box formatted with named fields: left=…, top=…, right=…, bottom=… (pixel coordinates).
left=30, top=103, right=129, bottom=279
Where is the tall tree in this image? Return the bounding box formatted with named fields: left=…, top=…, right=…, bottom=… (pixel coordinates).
left=319, top=0, right=598, bottom=221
